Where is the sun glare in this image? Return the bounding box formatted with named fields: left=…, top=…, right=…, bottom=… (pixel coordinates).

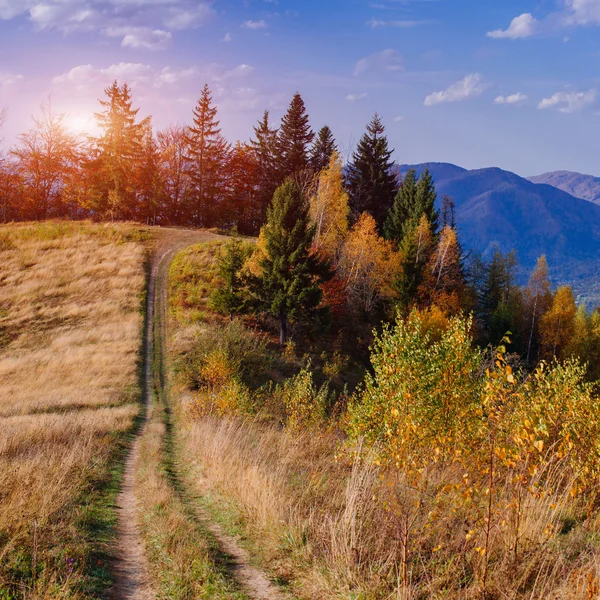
left=64, top=113, right=96, bottom=136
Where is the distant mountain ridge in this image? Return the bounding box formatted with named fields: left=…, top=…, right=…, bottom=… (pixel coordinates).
left=394, top=162, right=600, bottom=305
left=527, top=171, right=600, bottom=206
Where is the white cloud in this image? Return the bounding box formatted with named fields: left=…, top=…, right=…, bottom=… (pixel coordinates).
left=242, top=19, right=267, bottom=29
left=117, top=27, right=172, bottom=50
left=488, top=1, right=600, bottom=40
left=346, top=93, right=367, bottom=102
left=424, top=73, right=490, bottom=106
left=221, top=32, right=232, bottom=42
left=487, top=13, right=539, bottom=39
left=52, top=61, right=255, bottom=94
left=0, top=72, right=24, bottom=87
left=0, top=0, right=215, bottom=48
left=393, top=115, right=405, bottom=122
left=494, top=93, right=528, bottom=105
left=538, top=89, right=597, bottom=113
left=366, top=19, right=429, bottom=28
left=354, top=49, right=404, bottom=76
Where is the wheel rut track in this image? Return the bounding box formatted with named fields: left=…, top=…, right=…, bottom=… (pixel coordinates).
left=111, top=229, right=288, bottom=600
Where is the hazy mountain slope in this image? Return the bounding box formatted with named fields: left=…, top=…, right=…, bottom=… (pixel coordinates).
left=528, top=171, right=600, bottom=206
left=396, top=163, right=600, bottom=304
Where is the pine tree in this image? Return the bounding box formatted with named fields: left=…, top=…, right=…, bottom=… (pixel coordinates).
left=481, top=249, right=523, bottom=347
left=415, top=168, right=439, bottom=234
left=186, top=84, right=230, bottom=227
left=383, top=169, right=417, bottom=241
left=88, top=81, right=147, bottom=219
left=137, top=120, right=162, bottom=224
left=383, top=168, right=439, bottom=241
left=395, top=214, right=434, bottom=311
left=249, top=179, right=330, bottom=345
left=310, top=125, right=337, bottom=173
left=249, top=110, right=279, bottom=225
left=347, top=113, right=398, bottom=228
left=277, top=93, right=314, bottom=180
left=210, top=230, right=252, bottom=320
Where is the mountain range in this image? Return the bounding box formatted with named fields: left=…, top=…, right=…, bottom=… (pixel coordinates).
left=527, top=171, right=600, bottom=206
left=395, top=163, right=600, bottom=305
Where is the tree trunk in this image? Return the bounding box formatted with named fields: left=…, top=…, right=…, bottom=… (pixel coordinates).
left=279, top=311, right=288, bottom=346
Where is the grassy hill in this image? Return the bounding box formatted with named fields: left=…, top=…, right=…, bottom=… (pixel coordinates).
left=0, top=221, right=148, bottom=598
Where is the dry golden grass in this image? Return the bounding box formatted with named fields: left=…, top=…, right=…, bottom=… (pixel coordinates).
left=0, top=221, right=148, bottom=599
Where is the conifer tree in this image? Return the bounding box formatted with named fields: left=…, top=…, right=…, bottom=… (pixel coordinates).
left=210, top=230, right=252, bottom=320
left=310, top=125, right=337, bottom=173
left=384, top=168, right=439, bottom=241
left=250, top=110, right=279, bottom=224
left=137, top=120, right=162, bottom=224
left=481, top=249, right=523, bottom=347
left=277, top=93, right=314, bottom=180
left=395, top=214, right=434, bottom=310
left=383, top=169, right=417, bottom=241
left=89, top=81, right=147, bottom=219
left=347, top=113, right=398, bottom=228
left=186, top=84, right=229, bottom=227
left=249, top=179, right=330, bottom=345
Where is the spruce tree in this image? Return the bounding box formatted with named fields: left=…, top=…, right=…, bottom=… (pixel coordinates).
left=250, top=179, right=330, bottom=345
left=186, top=84, right=229, bottom=227
left=277, top=93, right=314, bottom=180
left=383, top=168, right=439, bottom=241
left=89, top=81, right=147, bottom=219
left=383, top=169, right=417, bottom=241
left=249, top=110, right=279, bottom=225
left=347, top=113, right=398, bottom=228
left=210, top=230, right=252, bottom=320
left=310, top=125, right=337, bottom=173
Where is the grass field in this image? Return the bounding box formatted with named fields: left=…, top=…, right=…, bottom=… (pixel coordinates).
left=0, top=221, right=148, bottom=599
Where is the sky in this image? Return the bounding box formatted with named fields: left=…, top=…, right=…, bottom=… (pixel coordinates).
left=0, top=0, right=599, bottom=177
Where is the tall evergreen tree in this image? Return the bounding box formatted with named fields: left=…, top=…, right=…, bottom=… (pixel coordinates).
left=186, top=84, right=229, bottom=227
left=277, top=93, right=314, bottom=180
left=210, top=230, right=252, bottom=320
left=249, top=179, right=330, bottom=345
left=347, top=113, right=398, bottom=228
left=383, top=168, right=439, bottom=241
left=88, top=81, right=147, bottom=219
left=137, top=120, right=162, bottom=224
left=481, top=249, right=523, bottom=347
left=383, top=169, right=417, bottom=241
left=249, top=110, right=279, bottom=225
left=310, top=125, right=337, bottom=173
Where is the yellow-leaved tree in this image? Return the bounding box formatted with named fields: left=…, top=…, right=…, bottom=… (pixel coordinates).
left=540, top=285, right=577, bottom=360
left=309, top=151, right=349, bottom=259
left=338, top=212, right=401, bottom=314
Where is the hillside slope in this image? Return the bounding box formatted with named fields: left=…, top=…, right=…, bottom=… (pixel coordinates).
left=528, top=170, right=600, bottom=206
left=397, top=163, right=600, bottom=304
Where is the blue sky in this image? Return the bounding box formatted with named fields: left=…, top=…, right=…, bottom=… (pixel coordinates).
left=1, top=0, right=599, bottom=176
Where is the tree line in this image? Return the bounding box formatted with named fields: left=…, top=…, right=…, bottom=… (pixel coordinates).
left=1, top=82, right=598, bottom=371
